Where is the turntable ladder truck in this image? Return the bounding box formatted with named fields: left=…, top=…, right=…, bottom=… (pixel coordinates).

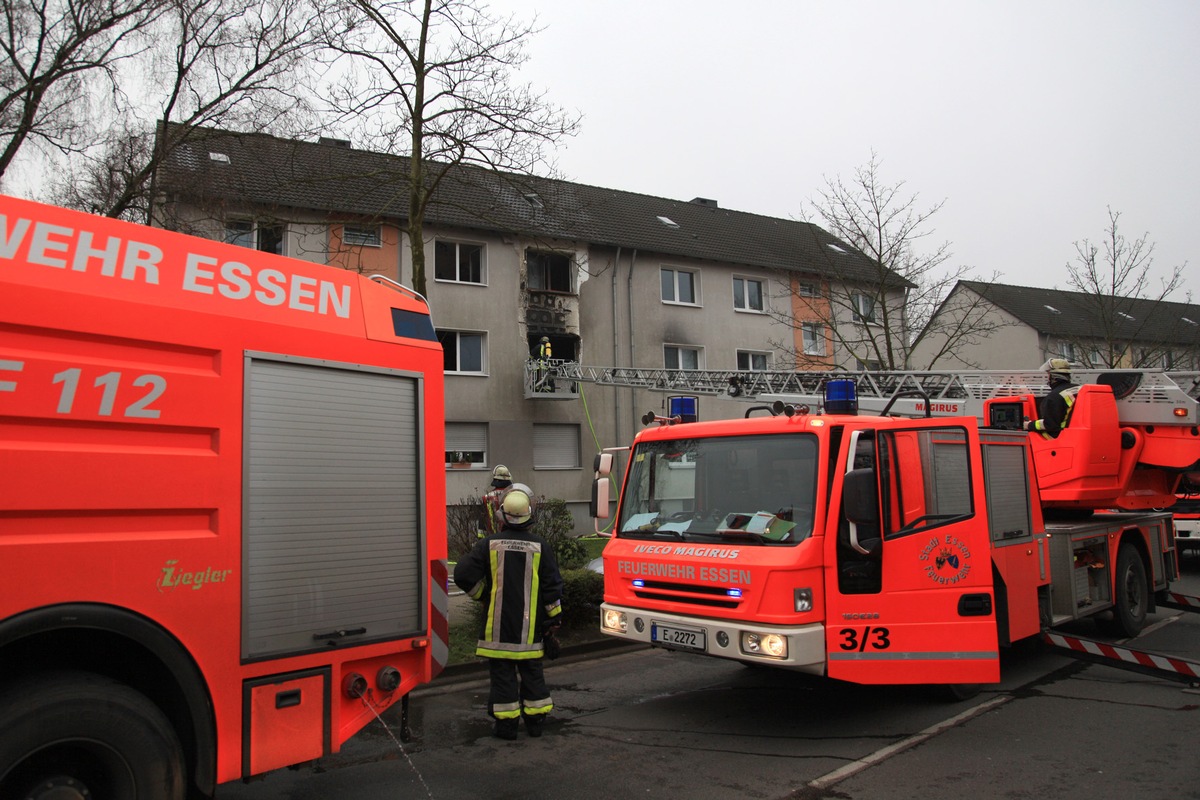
left=0, top=196, right=449, bottom=799
left=586, top=366, right=1200, bottom=689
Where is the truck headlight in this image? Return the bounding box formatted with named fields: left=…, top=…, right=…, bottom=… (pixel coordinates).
left=741, top=631, right=787, bottom=659
left=602, top=609, right=627, bottom=633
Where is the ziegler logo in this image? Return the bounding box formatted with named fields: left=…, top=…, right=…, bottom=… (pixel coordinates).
left=842, top=612, right=880, bottom=620
left=157, top=560, right=233, bottom=592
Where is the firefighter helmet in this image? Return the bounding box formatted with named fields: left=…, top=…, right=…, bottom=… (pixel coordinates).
left=499, top=484, right=535, bottom=527
left=490, top=464, right=513, bottom=488
left=1039, top=358, right=1071, bottom=377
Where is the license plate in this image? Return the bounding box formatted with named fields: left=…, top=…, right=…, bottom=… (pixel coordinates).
left=651, top=622, right=706, bottom=652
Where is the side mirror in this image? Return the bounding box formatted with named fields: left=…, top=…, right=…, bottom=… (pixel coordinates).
left=590, top=477, right=610, bottom=519
left=594, top=451, right=613, bottom=477
left=842, top=468, right=879, bottom=525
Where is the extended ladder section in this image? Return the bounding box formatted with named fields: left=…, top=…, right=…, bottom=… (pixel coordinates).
left=528, top=360, right=1200, bottom=427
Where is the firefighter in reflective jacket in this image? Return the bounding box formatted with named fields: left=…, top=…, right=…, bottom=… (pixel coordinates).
left=478, top=464, right=513, bottom=538
left=1025, top=358, right=1079, bottom=439
left=453, top=484, right=564, bottom=739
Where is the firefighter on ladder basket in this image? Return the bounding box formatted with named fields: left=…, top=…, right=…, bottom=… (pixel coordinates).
left=1025, top=358, right=1080, bottom=439
left=534, top=336, right=554, bottom=392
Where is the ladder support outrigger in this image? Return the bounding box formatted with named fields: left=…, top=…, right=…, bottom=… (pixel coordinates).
left=1041, top=593, right=1200, bottom=686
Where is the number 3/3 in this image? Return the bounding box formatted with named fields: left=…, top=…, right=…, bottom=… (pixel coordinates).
left=838, top=626, right=891, bottom=652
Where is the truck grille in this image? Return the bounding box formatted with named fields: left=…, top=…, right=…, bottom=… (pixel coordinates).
left=630, top=579, right=741, bottom=609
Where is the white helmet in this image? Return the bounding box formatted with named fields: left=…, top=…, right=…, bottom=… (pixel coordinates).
left=499, top=483, right=536, bottom=527
left=1039, top=358, right=1071, bottom=378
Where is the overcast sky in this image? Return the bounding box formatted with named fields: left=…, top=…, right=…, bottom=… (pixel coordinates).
left=494, top=0, right=1199, bottom=299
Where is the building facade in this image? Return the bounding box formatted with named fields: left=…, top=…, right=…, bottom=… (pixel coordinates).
left=153, top=126, right=908, bottom=530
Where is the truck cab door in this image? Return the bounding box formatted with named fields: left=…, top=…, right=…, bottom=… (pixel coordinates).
left=826, top=424, right=1000, bottom=686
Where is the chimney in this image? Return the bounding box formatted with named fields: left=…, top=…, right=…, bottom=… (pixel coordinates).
left=690, top=197, right=718, bottom=208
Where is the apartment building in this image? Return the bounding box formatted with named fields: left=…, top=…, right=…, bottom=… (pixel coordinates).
left=152, top=125, right=906, bottom=528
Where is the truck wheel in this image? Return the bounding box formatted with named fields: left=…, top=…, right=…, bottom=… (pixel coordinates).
left=0, top=671, right=186, bottom=800
left=1109, top=543, right=1149, bottom=638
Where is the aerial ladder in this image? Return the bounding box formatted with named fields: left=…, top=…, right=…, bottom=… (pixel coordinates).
left=529, top=359, right=1200, bottom=425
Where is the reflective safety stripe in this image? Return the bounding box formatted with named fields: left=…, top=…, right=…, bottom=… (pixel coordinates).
left=522, top=701, right=553, bottom=716
left=545, top=599, right=562, bottom=618
left=477, top=645, right=544, bottom=660
left=493, top=700, right=521, bottom=719
left=828, top=649, right=998, bottom=662
left=466, top=579, right=486, bottom=600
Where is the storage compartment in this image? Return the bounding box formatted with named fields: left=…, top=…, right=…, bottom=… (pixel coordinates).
left=244, top=669, right=329, bottom=777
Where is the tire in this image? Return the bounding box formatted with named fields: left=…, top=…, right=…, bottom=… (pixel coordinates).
left=0, top=671, right=186, bottom=800
left=931, top=683, right=982, bottom=702
left=1108, top=543, right=1149, bottom=638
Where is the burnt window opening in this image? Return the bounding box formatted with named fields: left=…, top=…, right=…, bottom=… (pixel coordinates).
left=526, top=250, right=572, bottom=293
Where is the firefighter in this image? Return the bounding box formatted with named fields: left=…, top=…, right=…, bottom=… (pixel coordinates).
left=453, top=484, right=564, bottom=739
left=535, top=336, right=553, bottom=392
left=478, top=465, right=513, bottom=538
left=1025, top=358, right=1079, bottom=439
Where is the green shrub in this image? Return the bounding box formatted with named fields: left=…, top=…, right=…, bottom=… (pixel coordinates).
left=559, top=568, right=604, bottom=629
left=447, top=495, right=485, bottom=561
left=533, top=497, right=588, bottom=569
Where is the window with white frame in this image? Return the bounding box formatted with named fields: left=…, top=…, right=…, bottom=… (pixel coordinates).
left=437, top=330, right=486, bottom=374
left=664, top=344, right=702, bottom=370
left=445, top=422, right=486, bottom=468
left=801, top=322, right=825, bottom=356
left=526, top=250, right=572, bottom=292
left=733, top=276, right=764, bottom=312
left=343, top=224, right=381, bottom=247
left=736, top=350, right=769, bottom=371
left=435, top=240, right=485, bottom=284
left=798, top=282, right=819, bottom=298
left=225, top=220, right=284, bottom=255
left=533, top=423, right=581, bottom=469
left=661, top=267, right=698, bottom=305
left=851, top=293, right=876, bottom=323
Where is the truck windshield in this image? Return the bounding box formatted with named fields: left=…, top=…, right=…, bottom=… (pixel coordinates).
left=617, top=433, right=818, bottom=545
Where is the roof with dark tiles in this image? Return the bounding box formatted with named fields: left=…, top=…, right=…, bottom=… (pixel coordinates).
left=958, top=280, right=1200, bottom=346
left=155, top=124, right=911, bottom=287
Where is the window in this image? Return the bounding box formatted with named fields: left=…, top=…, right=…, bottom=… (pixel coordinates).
left=851, top=293, right=876, bottom=323
left=225, top=220, right=283, bottom=255
left=880, top=427, right=973, bottom=539
left=733, top=277, right=764, bottom=312
left=534, top=424, right=581, bottom=469
left=435, top=240, right=484, bottom=284
left=737, top=350, right=769, bottom=371
left=527, top=250, right=572, bottom=292
left=343, top=225, right=381, bottom=247
left=799, top=283, right=819, bottom=298
left=437, top=330, right=486, bottom=374
left=664, top=345, right=702, bottom=370
left=445, top=422, right=486, bottom=468
left=661, top=267, right=698, bottom=305
left=802, top=323, right=825, bottom=356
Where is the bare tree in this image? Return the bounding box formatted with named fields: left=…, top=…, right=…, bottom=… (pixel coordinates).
left=47, top=0, right=326, bottom=219
left=778, top=152, right=1004, bottom=371
left=0, top=0, right=163, bottom=181
left=1060, top=207, right=1190, bottom=368
left=319, top=0, right=579, bottom=296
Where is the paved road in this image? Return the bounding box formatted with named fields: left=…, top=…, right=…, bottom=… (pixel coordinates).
left=218, top=557, right=1200, bottom=800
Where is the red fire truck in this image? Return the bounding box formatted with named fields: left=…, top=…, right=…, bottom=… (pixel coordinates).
left=0, top=196, right=448, bottom=798
left=594, top=373, right=1200, bottom=688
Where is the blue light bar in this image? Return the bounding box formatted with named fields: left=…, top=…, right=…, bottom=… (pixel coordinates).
left=824, top=379, right=858, bottom=415
left=727, top=588, right=743, bottom=598
left=632, top=579, right=645, bottom=588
